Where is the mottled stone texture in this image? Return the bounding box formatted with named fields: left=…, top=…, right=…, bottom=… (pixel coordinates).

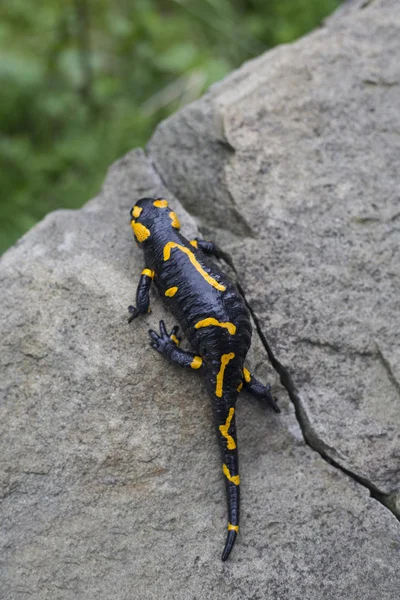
left=1, top=1, right=400, bottom=599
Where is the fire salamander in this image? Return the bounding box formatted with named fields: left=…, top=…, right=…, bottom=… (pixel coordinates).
left=128, top=197, right=280, bottom=561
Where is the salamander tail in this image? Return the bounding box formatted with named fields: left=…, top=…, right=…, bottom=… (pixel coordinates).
left=222, top=528, right=238, bottom=561
left=214, top=398, right=240, bottom=561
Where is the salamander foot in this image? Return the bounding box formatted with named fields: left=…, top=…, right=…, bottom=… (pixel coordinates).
left=149, top=320, right=181, bottom=353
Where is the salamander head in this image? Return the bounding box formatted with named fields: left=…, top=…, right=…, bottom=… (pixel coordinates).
left=129, top=197, right=181, bottom=245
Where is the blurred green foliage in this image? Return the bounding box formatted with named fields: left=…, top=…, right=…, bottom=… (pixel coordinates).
left=0, top=0, right=340, bottom=252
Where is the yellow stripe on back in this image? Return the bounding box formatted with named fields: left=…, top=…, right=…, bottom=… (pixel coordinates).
left=223, top=463, right=240, bottom=486
left=228, top=523, right=239, bottom=532
left=219, top=407, right=236, bottom=450
left=163, top=242, right=226, bottom=292
left=195, top=318, right=236, bottom=335
left=216, top=352, right=235, bottom=398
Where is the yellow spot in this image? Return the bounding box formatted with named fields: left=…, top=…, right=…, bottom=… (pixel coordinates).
left=228, top=523, right=239, bottom=533
left=169, top=211, right=181, bottom=229
left=237, top=382, right=243, bottom=393
left=219, top=408, right=236, bottom=450
left=153, top=199, right=168, bottom=208
left=191, top=356, right=203, bottom=369
left=216, top=353, right=235, bottom=398
left=132, top=222, right=151, bottom=242
left=163, top=242, right=226, bottom=292
left=142, top=268, right=154, bottom=279
left=165, top=286, right=178, bottom=297
left=132, top=206, right=143, bottom=218
left=170, top=334, right=180, bottom=345
left=195, top=318, right=236, bottom=335
left=190, top=240, right=198, bottom=248
left=222, top=463, right=240, bottom=486
left=243, top=368, right=251, bottom=383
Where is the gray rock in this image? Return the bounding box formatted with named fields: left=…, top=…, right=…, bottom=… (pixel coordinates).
left=148, top=0, right=400, bottom=510
left=1, top=2, right=400, bottom=600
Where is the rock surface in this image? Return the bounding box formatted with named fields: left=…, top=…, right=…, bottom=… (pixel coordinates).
left=1, top=1, right=400, bottom=599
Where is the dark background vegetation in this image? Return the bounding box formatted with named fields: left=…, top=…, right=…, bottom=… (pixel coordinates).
left=0, top=0, right=340, bottom=253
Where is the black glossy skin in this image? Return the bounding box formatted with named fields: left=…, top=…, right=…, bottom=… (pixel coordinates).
left=128, top=197, right=279, bottom=561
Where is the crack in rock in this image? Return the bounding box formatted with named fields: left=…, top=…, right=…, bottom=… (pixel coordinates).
left=376, top=343, right=400, bottom=396
left=238, top=280, right=400, bottom=522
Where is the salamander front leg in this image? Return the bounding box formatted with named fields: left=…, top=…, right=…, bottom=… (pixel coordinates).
left=149, top=320, right=203, bottom=370
left=240, top=368, right=280, bottom=413
left=192, top=239, right=236, bottom=273
left=128, top=269, right=154, bottom=323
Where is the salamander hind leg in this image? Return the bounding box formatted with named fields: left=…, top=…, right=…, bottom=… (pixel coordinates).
left=149, top=320, right=203, bottom=370
left=241, top=368, right=280, bottom=413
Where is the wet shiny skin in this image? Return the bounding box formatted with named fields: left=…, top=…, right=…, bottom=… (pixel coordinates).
left=128, top=197, right=278, bottom=561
